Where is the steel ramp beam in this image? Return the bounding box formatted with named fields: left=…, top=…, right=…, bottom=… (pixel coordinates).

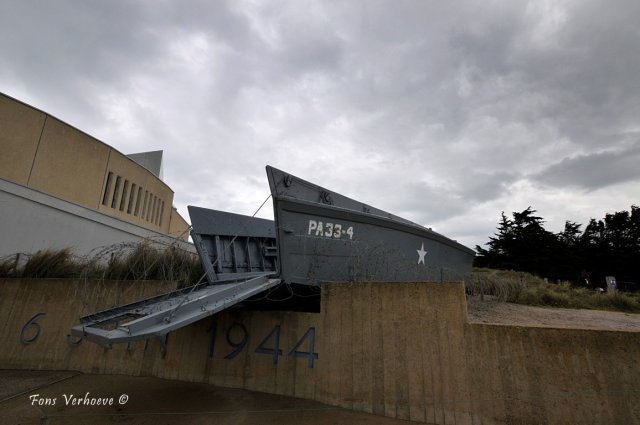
left=71, top=274, right=280, bottom=347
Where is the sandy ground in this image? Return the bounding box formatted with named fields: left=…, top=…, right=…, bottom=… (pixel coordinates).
left=0, top=371, right=415, bottom=425
left=466, top=295, right=640, bottom=331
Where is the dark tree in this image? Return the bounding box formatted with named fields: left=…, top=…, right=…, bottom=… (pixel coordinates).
left=558, top=221, right=581, bottom=245
left=475, top=205, right=640, bottom=291
left=475, top=207, right=560, bottom=278
left=555, top=221, right=582, bottom=281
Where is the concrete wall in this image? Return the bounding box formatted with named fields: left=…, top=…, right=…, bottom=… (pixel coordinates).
left=0, top=278, right=638, bottom=425
left=0, top=92, right=188, bottom=237
left=0, top=178, right=194, bottom=257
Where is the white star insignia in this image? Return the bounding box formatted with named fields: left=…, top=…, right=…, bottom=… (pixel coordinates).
left=417, top=243, right=427, bottom=265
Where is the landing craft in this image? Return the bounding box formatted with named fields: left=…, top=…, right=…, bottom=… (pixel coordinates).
left=70, top=166, right=474, bottom=346
left=266, top=166, right=474, bottom=285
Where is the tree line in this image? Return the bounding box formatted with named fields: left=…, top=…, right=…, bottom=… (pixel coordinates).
left=474, top=206, right=640, bottom=292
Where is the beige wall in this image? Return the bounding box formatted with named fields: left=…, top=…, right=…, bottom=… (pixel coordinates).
left=0, top=93, right=189, bottom=236
left=1, top=278, right=638, bottom=425
left=28, top=116, right=110, bottom=208
left=0, top=94, right=46, bottom=184
left=169, top=206, right=190, bottom=240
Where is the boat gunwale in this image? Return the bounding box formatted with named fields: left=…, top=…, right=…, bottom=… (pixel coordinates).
left=274, top=196, right=476, bottom=256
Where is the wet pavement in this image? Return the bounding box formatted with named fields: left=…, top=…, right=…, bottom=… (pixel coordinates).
left=0, top=370, right=415, bottom=425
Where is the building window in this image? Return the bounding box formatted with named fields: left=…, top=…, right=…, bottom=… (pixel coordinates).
left=155, top=199, right=162, bottom=225
left=142, top=190, right=149, bottom=220
left=158, top=200, right=165, bottom=226
left=119, top=180, right=129, bottom=211
left=127, top=183, right=137, bottom=214
left=99, top=172, right=167, bottom=225
left=111, top=176, right=122, bottom=209
left=102, top=172, right=114, bottom=206
left=97, top=172, right=168, bottom=225
left=150, top=195, right=157, bottom=223
left=134, top=187, right=143, bottom=216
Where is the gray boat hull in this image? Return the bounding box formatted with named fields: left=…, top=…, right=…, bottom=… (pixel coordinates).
left=267, top=166, right=475, bottom=285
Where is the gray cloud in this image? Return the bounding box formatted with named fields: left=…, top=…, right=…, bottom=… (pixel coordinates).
left=533, top=143, right=640, bottom=191
left=1, top=0, right=639, bottom=249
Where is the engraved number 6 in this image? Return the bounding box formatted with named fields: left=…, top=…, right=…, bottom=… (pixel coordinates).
left=21, top=312, right=45, bottom=345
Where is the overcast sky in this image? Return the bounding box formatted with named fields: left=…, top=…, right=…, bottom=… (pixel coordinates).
left=2, top=0, right=639, bottom=250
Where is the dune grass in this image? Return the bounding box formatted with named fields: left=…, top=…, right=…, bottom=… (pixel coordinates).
left=0, top=243, right=203, bottom=285
left=0, top=255, right=17, bottom=277
left=467, top=268, right=640, bottom=313
left=20, top=248, right=82, bottom=278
